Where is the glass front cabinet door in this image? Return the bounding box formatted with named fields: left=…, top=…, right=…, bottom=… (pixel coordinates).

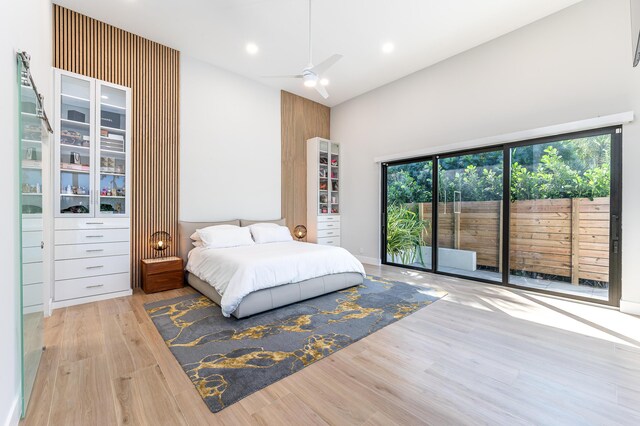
left=54, top=70, right=131, bottom=218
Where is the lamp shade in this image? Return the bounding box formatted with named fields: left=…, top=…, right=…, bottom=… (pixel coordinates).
left=149, top=231, right=171, bottom=255
left=293, top=225, right=307, bottom=241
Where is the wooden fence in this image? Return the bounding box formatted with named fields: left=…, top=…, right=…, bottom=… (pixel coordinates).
left=418, top=197, right=610, bottom=283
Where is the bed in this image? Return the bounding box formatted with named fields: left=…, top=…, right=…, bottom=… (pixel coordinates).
left=179, top=219, right=365, bottom=318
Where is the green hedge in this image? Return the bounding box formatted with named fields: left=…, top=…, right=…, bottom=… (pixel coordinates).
left=388, top=137, right=611, bottom=205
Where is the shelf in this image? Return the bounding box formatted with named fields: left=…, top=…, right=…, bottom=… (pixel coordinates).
left=100, top=172, right=126, bottom=177
left=60, top=194, right=90, bottom=197
left=60, top=143, right=90, bottom=151
left=61, top=118, right=90, bottom=127
left=61, top=93, right=90, bottom=102
left=60, top=167, right=90, bottom=174
left=101, top=195, right=125, bottom=199
left=100, top=149, right=126, bottom=155
left=22, top=193, right=43, bottom=196
left=21, top=112, right=38, bottom=118
left=101, top=125, right=125, bottom=133
left=101, top=102, right=126, bottom=110
left=22, top=139, right=42, bottom=145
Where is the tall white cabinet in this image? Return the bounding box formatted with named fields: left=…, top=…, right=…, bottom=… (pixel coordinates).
left=307, top=137, right=341, bottom=246
left=52, top=69, right=132, bottom=308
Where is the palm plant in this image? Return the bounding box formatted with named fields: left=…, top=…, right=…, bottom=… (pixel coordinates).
left=386, top=204, right=428, bottom=266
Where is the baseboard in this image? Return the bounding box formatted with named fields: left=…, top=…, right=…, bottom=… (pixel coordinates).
left=620, top=299, right=640, bottom=316
left=51, top=289, right=133, bottom=310
left=356, top=255, right=381, bottom=266
left=4, top=393, right=20, bottom=426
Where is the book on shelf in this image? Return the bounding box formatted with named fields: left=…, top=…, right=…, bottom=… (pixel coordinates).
left=22, top=159, right=42, bottom=169
left=61, top=162, right=90, bottom=172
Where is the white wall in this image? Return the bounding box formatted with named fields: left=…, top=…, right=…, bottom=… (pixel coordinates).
left=0, top=1, right=52, bottom=424
left=332, top=0, right=640, bottom=309
left=179, top=55, right=281, bottom=222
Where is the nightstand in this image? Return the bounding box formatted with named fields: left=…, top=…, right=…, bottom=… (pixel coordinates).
left=141, top=256, right=184, bottom=294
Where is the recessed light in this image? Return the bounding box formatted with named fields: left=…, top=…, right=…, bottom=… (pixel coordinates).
left=320, top=78, right=329, bottom=86
left=246, top=43, right=259, bottom=55
left=382, top=42, right=395, bottom=54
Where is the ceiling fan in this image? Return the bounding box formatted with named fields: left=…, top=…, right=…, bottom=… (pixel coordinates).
left=264, top=0, right=342, bottom=99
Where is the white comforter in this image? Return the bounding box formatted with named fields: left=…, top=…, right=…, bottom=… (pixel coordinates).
left=186, top=241, right=366, bottom=317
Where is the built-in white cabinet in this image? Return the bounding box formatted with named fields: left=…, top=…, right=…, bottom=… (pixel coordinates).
left=52, top=69, right=132, bottom=308
left=307, top=137, right=341, bottom=246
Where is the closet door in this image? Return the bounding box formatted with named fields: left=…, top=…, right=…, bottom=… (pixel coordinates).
left=95, top=81, right=131, bottom=217
left=55, top=70, right=95, bottom=217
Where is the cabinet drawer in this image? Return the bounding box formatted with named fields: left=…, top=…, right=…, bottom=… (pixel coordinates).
left=55, top=273, right=130, bottom=302
left=317, top=236, right=341, bottom=247
left=55, top=242, right=130, bottom=260
left=143, top=270, right=184, bottom=294
left=55, top=228, right=130, bottom=245
left=318, top=229, right=340, bottom=238
left=23, top=262, right=44, bottom=285
left=55, top=217, right=130, bottom=230
left=55, top=255, right=130, bottom=281
left=22, top=231, right=43, bottom=248
left=318, top=215, right=340, bottom=223
left=318, top=221, right=340, bottom=230
left=23, top=247, right=43, bottom=264
left=23, top=218, right=43, bottom=231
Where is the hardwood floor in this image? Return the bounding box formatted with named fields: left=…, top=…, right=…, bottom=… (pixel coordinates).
left=22, top=264, right=640, bottom=425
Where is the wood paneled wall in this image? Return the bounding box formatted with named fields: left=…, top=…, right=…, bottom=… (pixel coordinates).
left=54, top=5, right=179, bottom=288
left=281, top=91, right=331, bottom=233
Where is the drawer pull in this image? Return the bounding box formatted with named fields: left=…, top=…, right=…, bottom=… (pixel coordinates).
left=86, top=235, right=104, bottom=238
left=326, top=232, right=334, bottom=235
left=86, top=222, right=104, bottom=225
left=326, top=241, right=334, bottom=244
left=86, top=249, right=104, bottom=253
left=86, top=284, right=104, bottom=289
left=326, top=224, right=334, bottom=227
left=86, top=265, right=104, bottom=269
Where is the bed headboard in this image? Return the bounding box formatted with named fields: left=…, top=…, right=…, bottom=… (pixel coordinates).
left=178, top=218, right=286, bottom=265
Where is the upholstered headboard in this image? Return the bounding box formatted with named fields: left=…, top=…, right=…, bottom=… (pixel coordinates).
left=178, top=218, right=286, bottom=266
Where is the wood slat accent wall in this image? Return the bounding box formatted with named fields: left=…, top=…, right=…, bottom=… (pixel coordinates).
left=281, top=91, right=330, bottom=234
left=54, top=5, right=180, bottom=288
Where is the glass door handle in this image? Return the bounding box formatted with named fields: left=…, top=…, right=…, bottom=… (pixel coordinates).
left=612, top=215, right=619, bottom=241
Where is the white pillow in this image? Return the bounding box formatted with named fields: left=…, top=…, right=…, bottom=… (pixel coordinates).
left=247, top=222, right=280, bottom=229
left=192, top=241, right=203, bottom=247
left=250, top=225, right=293, bottom=244
left=190, top=224, right=238, bottom=241
left=196, top=226, right=254, bottom=249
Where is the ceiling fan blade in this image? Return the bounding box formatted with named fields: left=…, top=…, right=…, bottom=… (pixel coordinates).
left=314, top=84, right=329, bottom=99
left=261, top=75, right=304, bottom=79
left=310, top=54, right=343, bottom=75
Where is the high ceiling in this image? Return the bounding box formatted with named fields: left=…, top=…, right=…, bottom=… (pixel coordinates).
left=53, top=0, right=583, bottom=106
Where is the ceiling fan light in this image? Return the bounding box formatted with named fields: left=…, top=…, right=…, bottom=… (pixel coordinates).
left=303, top=74, right=318, bottom=87
left=320, top=78, right=329, bottom=86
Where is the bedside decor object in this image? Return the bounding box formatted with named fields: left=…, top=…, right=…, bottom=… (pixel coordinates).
left=150, top=231, right=171, bottom=256
left=141, top=256, right=184, bottom=294
left=293, top=225, right=307, bottom=241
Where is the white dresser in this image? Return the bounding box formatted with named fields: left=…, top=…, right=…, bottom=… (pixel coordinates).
left=307, top=137, right=341, bottom=246
left=53, top=218, right=131, bottom=307
left=52, top=69, right=132, bottom=308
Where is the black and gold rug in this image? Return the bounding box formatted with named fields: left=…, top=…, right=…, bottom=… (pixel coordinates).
left=144, top=275, right=446, bottom=412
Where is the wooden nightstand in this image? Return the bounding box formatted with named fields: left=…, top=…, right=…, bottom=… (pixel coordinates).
left=141, top=256, right=184, bottom=294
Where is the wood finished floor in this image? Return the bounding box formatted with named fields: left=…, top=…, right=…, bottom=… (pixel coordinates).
left=22, top=264, right=640, bottom=425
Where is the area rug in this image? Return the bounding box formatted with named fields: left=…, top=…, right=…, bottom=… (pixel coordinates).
left=144, top=275, right=446, bottom=412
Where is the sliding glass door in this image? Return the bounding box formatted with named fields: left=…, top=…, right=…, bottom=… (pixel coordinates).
left=436, top=150, right=503, bottom=281
left=508, top=131, right=619, bottom=301
left=382, top=159, right=433, bottom=270
left=381, top=127, right=622, bottom=305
